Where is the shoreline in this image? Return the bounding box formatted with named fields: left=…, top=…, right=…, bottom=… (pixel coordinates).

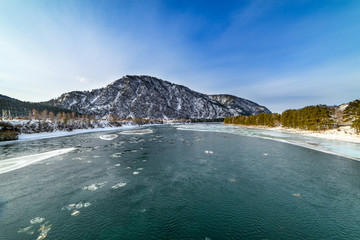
left=225, top=123, right=360, bottom=144
left=0, top=124, right=141, bottom=145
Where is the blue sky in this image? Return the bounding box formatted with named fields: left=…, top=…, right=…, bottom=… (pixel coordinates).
left=1, top=0, right=360, bottom=113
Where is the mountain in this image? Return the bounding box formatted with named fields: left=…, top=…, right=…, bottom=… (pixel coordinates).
left=46, top=75, right=270, bottom=119
left=0, top=94, right=74, bottom=118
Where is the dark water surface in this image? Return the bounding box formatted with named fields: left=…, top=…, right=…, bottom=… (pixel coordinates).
left=1, top=125, right=360, bottom=239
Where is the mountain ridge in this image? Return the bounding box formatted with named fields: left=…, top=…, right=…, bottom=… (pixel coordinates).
left=46, top=75, right=271, bottom=119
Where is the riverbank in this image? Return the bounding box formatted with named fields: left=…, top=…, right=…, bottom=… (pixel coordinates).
left=226, top=124, right=360, bottom=144
left=0, top=124, right=142, bottom=145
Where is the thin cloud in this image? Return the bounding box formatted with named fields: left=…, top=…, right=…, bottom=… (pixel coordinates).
left=76, top=76, right=89, bottom=83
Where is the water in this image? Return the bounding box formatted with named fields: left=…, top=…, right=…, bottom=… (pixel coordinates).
left=1, top=124, right=360, bottom=239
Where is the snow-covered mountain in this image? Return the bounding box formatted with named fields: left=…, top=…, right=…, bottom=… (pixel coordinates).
left=46, top=75, right=271, bottom=119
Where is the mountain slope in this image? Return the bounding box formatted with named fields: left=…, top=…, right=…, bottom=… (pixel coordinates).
left=47, top=75, right=271, bottom=119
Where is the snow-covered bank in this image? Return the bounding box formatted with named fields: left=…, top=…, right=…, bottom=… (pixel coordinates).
left=177, top=123, right=360, bottom=161
left=0, top=124, right=139, bottom=145
left=244, top=125, right=360, bottom=144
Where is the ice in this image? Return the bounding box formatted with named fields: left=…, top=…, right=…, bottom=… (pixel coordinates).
left=177, top=123, right=360, bottom=161
left=36, top=223, right=52, bottom=240
left=84, top=202, right=91, bottom=208
left=0, top=148, right=76, bottom=175
left=100, top=134, right=118, bottom=140
left=125, top=167, right=131, bottom=169
left=292, top=193, right=301, bottom=198
left=71, top=210, right=80, bottom=216
left=263, top=153, right=268, bottom=156
left=30, top=217, right=45, bottom=224
left=136, top=168, right=143, bottom=170
left=112, top=182, right=127, bottom=189
left=76, top=203, right=83, bottom=209
left=18, top=225, right=33, bottom=234
left=133, top=171, right=139, bottom=175
left=205, top=150, right=214, bottom=154
left=115, top=164, right=121, bottom=167
left=119, top=129, right=154, bottom=135
left=82, top=182, right=107, bottom=191
left=111, top=153, right=123, bottom=158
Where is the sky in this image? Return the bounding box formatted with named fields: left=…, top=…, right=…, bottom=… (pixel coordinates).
left=1, top=0, right=360, bottom=113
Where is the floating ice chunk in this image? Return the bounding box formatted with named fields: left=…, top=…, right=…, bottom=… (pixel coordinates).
left=82, top=182, right=107, bottom=191
left=76, top=203, right=83, bottom=209
left=93, top=155, right=100, bottom=158
left=133, top=171, right=139, bottom=175
left=263, top=153, right=268, bottom=156
left=71, top=210, right=80, bottom=216
left=142, top=159, right=147, bottom=162
left=18, top=225, right=33, bottom=234
left=30, top=217, right=45, bottom=224
left=205, top=150, right=214, bottom=154
left=292, top=193, right=301, bottom=198
left=131, top=150, right=138, bottom=153
left=99, top=134, right=118, bottom=140
left=37, top=223, right=52, bottom=240
left=112, top=182, right=127, bottom=189
left=62, top=203, right=76, bottom=211
left=84, top=202, right=91, bottom=208
left=125, top=166, right=131, bottom=169
left=229, top=179, right=236, bottom=183
left=115, top=164, right=121, bottom=167
left=111, top=153, right=123, bottom=158
left=119, top=129, right=154, bottom=135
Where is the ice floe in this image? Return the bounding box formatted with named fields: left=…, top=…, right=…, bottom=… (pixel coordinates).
left=119, top=129, right=154, bottom=135
left=99, top=134, right=118, bottom=140
left=19, top=217, right=52, bottom=240
left=292, top=193, right=301, bottom=198
left=133, top=171, right=140, bottom=175
left=0, top=148, right=76, bottom=175
left=205, top=150, right=214, bottom=154
left=82, top=182, right=107, bottom=191
left=36, top=222, right=52, bottom=240
left=111, top=153, right=123, bottom=158
left=18, top=225, right=33, bottom=235
left=115, top=164, right=121, bottom=167
left=30, top=217, right=45, bottom=224
left=71, top=210, right=80, bottom=216
left=112, top=182, right=127, bottom=189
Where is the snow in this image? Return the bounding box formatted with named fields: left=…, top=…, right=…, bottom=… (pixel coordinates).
left=0, top=148, right=76, bottom=175
left=0, top=124, right=138, bottom=145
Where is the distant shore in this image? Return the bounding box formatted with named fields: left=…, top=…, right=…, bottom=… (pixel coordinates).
left=225, top=124, right=360, bottom=144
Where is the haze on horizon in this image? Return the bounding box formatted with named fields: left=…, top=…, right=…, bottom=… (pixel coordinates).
left=1, top=0, right=359, bottom=113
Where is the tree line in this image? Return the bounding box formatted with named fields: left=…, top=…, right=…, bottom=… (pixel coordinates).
left=343, top=99, right=360, bottom=133
left=224, top=104, right=359, bottom=132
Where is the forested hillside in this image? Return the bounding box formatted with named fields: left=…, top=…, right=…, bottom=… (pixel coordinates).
left=225, top=101, right=360, bottom=133
left=0, top=94, right=74, bottom=119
